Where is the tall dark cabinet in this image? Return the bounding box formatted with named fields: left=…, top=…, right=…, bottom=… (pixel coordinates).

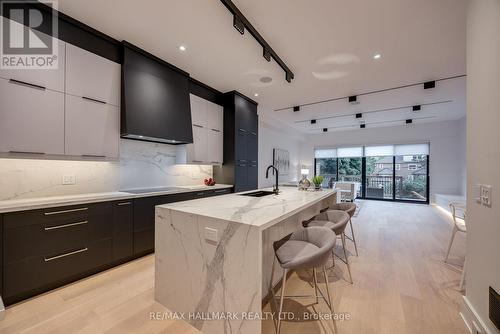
left=215, top=91, right=258, bottom=192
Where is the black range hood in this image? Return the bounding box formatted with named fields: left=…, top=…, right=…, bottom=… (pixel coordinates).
left=121, top=41, right=193, bottom=145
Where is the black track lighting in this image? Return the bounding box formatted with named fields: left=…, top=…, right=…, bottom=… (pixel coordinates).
left=293, top=106, right=300, bottom=112
left=286, top=72, right=294, bottom=83
left=356, top=113, right=363, bottom=118
left=360, top=124, right=366, bottom=129
left=349, top=95, right=357, bottom=103
left=323, top=128, right=328, bottom=132
left=406, top=119, right=413, bottom=124
left=412, top=105, right=421, bottom=111
left=311, top=119, right=316, bottom=124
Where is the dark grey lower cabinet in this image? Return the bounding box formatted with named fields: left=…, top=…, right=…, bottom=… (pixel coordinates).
left=112, top=200, right=134, bottom=262
left=3, top=202, right=114, bottom=305
left=1, top=187, right=233, bottom=305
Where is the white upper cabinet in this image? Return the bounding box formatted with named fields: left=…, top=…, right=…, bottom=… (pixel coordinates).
left=206, top=100, right=223, bottom=132
left=0, top=77, right=65, bottom=155
left=184, top=94, right=223, bottom=165
left=65, top=95, right=120, bottom=158
left=0, top=18, right=65, bottom=92
left=190, top=94, right=207, bottom=127
left=66, top=43, right=121, bottom=106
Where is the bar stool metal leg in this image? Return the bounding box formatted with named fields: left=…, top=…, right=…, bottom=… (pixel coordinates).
left=313, top=268, right=320, bottom=304
left=323, top=266, right=338, bottom=334
left=277, top=268, right=288, bottom=334
left=341, top=233, right=353, bottom=284
left=348, top=218, right=359, bottom=256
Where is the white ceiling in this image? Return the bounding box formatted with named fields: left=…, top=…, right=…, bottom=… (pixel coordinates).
left=58, top=0, right=467, bottom=133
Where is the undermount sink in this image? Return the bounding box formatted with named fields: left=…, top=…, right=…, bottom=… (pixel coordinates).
left=240, top=190, right=276, bottom=197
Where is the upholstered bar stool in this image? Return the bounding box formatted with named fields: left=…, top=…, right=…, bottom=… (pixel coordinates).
left=328, top=202, right=358, bottom=256
left=270, top=226, right=337, bottom=334
left=305, top=210, right=353, bottom=284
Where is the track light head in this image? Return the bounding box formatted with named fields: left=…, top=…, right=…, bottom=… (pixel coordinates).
left=406, top=119, right=413, bottom=124
left=286, top=72, right=294, bottom=83
left=356, top=113, right=363, bottom=119
left=311, top=119, right=316, bottom=124
left=293, top=106, right=300, bottom=112
left=323, top=128, right=328, bottom=133
left=263, top=48, right=271, bottom=62
left=424, top=81, right=435, bottom=89
left=349, top=95, right=357, bottom=103
left=233, top=15, right=245, bottom=35
left=412, top=105, right=421, bottom=111
left=360, top=124, right=366, bottom=129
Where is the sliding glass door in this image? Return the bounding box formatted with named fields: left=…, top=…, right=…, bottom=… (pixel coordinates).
left=365, top=156, right=393, bottom=199
left=395, top=155, right=428, bottom=202
left=314, top=144, right=429, bottom=203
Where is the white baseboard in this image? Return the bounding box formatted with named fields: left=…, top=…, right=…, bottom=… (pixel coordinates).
left=461, top=296, right=497, bottom=334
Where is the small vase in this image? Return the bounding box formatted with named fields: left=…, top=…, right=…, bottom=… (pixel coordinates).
left=298, top=176, right=311, bottom=190
left=314, top=184, right=321, bottom=191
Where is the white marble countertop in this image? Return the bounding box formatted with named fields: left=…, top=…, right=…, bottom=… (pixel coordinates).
left=0, top=184, right=233, bottom=213
left=158, top=187, right=338, bottom=230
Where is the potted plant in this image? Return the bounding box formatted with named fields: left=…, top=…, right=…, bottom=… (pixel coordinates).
left=312, top=175, right=324, bottom=190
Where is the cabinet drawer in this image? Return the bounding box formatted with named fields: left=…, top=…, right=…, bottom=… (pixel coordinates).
left=205, top=188, right=232, bottom=197
left=0, top=77, right=65, bottom=155
left=4, top=238, right=112, bottom=301
left=4, top=203, right=112, bottom=264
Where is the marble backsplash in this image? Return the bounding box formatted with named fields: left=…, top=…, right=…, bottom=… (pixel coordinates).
left=0, top=139, right=212, bottom=201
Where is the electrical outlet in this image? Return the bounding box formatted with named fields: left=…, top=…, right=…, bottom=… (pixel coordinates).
left=480, top=185, right=492, bottom=207
left=62, top=174, right=76, bottom=185
left=204, top=227, right=218, bottom=243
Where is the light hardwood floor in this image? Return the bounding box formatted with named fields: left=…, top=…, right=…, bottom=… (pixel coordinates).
left=0, top=200, right=467, bottom=334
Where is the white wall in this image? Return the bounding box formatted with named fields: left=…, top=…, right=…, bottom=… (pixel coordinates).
left=0, top=139, right=212, bottom=201
left=458, top=116, right=467, bottom=196
left=258, top=116, right=305, bottom=188
left=300, top=119, right=466, bottom=202
left=464, top=1, right=500, bottom=333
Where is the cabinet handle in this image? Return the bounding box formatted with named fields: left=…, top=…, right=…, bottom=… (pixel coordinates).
left=215, top=189, right=228, bottom=193
left=238, top=128, right=247, bottom=133
left=192, top=160, right=203, bottom=163
left=193, top=124, right=203, bottom=128
left=117, top=202, right=131, bottom=206
left=82, top=154, right=106, bottom=158
left=211, top=128, right=220, bottom=132
left=211, top=161, right=221, bottom=164
left=44, top=207, right=88, bottom=216
left=238, top=164, right=246, bottom=167
left=9, top=150, right=46, bottom=155
left=196, top=192, right=205, bottom=196
left=44, top=220, right=88, bottom=231
left=44, top=247, right=88, bottom=262
left=250, top=132, right=257, bottom=136
left=8, top=78, right=46, bottom=90
left=238, top=159, right=247, bottom=162
left=82, top=96, right=107, bottom=104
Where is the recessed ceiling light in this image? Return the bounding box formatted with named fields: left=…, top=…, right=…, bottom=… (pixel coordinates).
left=179, top=45, right=186, bottom=51
left=254, top=93, right=259, bottom=97
left=373, top=53, right=381, bottom=59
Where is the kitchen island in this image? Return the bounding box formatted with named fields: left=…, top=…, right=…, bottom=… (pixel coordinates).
left=155, top=187, right=339, bottom=334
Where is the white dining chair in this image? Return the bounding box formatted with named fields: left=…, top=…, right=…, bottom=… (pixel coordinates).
left=444, top=202, right=467, bottom=290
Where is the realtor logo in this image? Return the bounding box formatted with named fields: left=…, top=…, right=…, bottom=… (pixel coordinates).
left=1, top=0, right=58, bottom=69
